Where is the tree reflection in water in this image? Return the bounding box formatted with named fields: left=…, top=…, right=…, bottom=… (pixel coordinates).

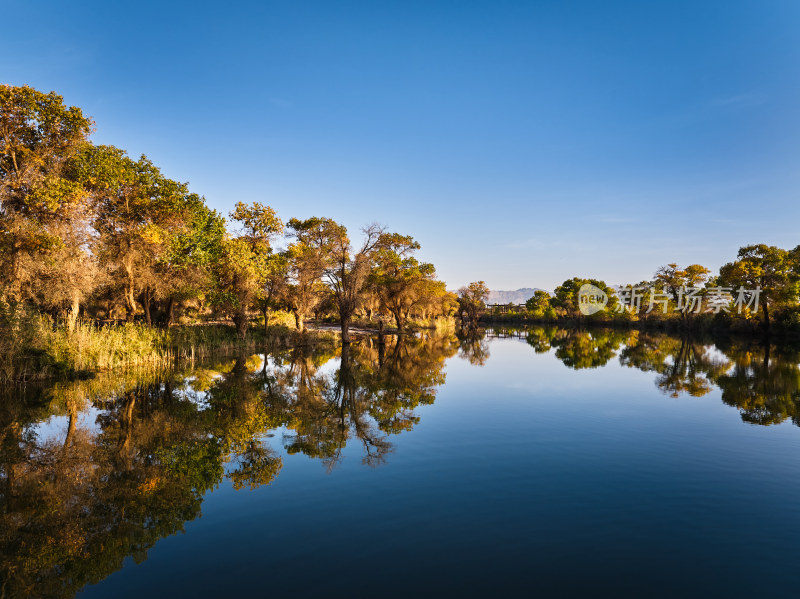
left=620, top=332, right=730, bottom=397
left=0, top=331, right=457, bottom=598
left=517, top=325, right=800, bottom=424
left=1, top=327, right=798, bottom=597
left=714, top=340, right=800, bottom=426
left=274, top=333, right=457, bottom=469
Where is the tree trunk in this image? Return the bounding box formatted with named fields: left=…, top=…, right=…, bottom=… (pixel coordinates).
left=63, top=405, right=77, bottom=452
left=234, top=309, right=248, bottom=339
left=66, top=290, right=80, bottom=333
left=141, top=289, right=152, bottom=326
left=262, top=305, right=270, bottom=339
left=341, top=317, right=351, bottom=344
left=294, top=310, right=304, bottom=332
left=389, top=306, right=403, bottom=332
left=124, top=261, right=136, bottom=322
left=119, top=391, right=136, bottom=466
left=763, top=301, right=771, bottom=334
left=125, top=302, right=135, bottom=322
left=166, top=296, right=175, bottom=328
left=9, top=243, right=22, bottom=302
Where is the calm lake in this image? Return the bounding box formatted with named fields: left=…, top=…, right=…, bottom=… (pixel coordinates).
left=3, top=327, right=800, bottom=598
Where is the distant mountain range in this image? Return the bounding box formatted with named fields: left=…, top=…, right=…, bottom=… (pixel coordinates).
left=487, top=288, right=548, bottom=304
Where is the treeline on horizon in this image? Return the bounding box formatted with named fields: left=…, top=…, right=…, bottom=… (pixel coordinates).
left=458, top=246, right=800, bottom=336
left=0, top=85, right=458, bottom=363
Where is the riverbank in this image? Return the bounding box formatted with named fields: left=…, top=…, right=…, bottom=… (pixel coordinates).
left=2, top=318, right=338, bottom=383
left=479, top=309, right=800, bottom=340
left=1, top=311, right=462, bottom=383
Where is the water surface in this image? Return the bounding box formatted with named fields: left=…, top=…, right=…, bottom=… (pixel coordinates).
left=2, top=328, right=800, bottom=598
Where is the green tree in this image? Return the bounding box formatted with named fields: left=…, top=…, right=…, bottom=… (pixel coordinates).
left=0, top=85, right=94, bottom=321
left=257, top=252, right=289, bottom=337
left=719, top=244, right=800, bottom=332
left=369, top=232, right=442, bottom=332
left=74, top=145, right=210, bottom=323
left=552, top=277, right=617, bottom=318
left=653, top=263, right=711, bottom=321
left=211, top=202, right=283, bottom=338
left=457, top=281, right=490, bottom=325
left=324, top=223, right=385, bottom=343
left=158, top=198, right=226, bottom=325
left=288, top=217, right=384, bottom=343
left=285, top=217, right=332, bottom=331
left=525, top=290, right=551, bottom=314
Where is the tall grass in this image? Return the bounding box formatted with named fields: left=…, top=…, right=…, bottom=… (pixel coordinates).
left=2, top=318, right=175, bottom=381
left=47, top=322, right=174, bottom=371
left=407, top=315, right=457, bottom=333
left=0, top=306, right=338, bottom=382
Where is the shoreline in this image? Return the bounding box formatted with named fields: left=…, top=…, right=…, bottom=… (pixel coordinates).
left=6, top=315, right=798, bottom=384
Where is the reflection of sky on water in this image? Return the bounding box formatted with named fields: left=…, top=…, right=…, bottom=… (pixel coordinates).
left=29, top=406, right=105, bottom=445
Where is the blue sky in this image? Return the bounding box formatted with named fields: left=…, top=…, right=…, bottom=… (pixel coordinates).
left=3, top=0, right=799, bottom=290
